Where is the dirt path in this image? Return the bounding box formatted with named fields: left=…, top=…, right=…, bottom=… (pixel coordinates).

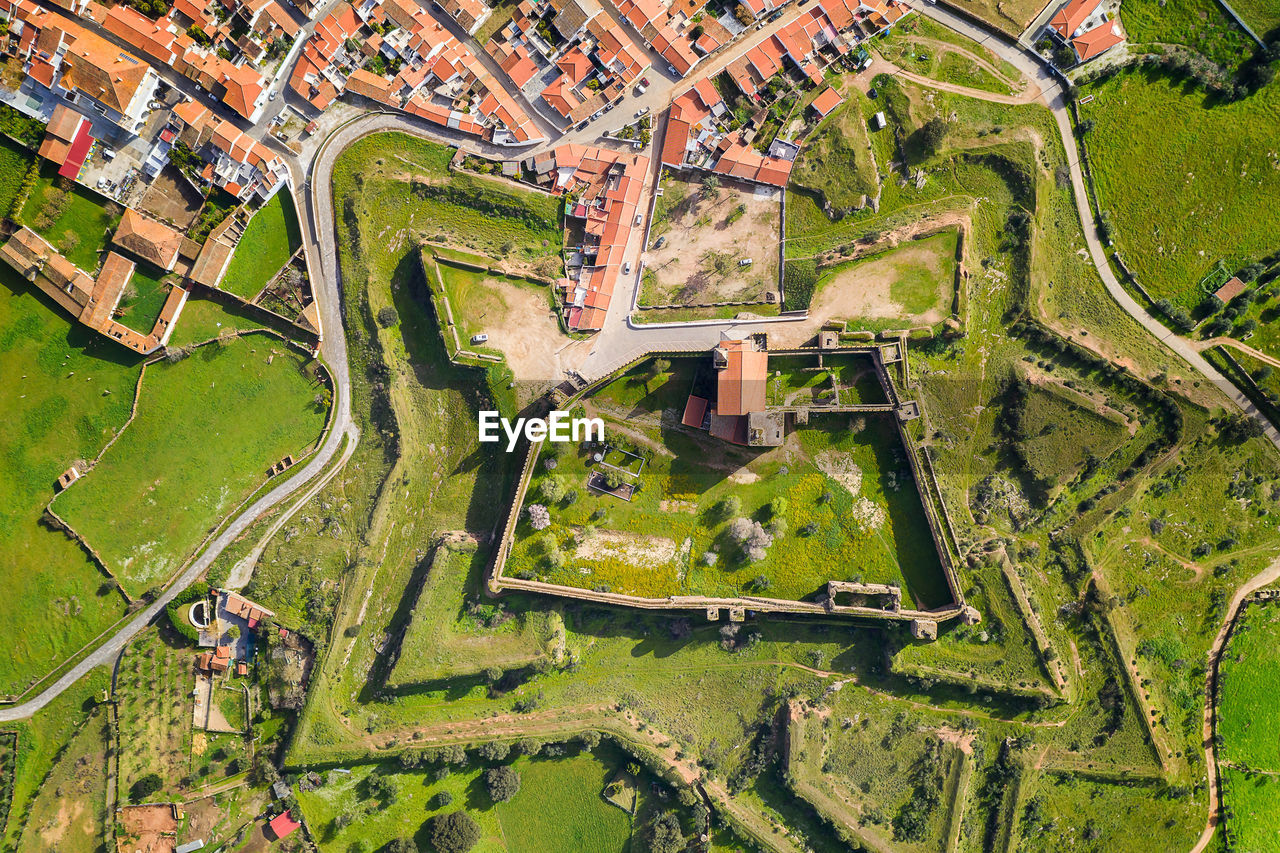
left=901, top=35, right=1030, bottom=93
left=1192, top=555, right=1280, bottom=853
left=1196, top=337, right=1280, bottom=370
left=866, top=54, right=1042, bottom=106
left=1135, top=536, right=1205, bottom=582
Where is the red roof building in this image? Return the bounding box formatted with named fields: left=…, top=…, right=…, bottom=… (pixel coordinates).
left=810, top=86, right=844, bottom=118
left=267, top=810, right=302, bottom=841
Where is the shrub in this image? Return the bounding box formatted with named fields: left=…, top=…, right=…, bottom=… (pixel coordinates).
left=131, top=772, right=163, bottom=801
left=376, top=305, right=399, bottom=327
left=429, top=812, right=480, bottom=853
left=484, top=766, right=521, bottom=803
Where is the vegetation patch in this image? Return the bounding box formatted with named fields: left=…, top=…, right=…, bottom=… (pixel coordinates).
left=1219, top=603, right=1280, bottom=772
left=17, top=165, right=118, bottom=271
left=389, top=544, right=560, bottom=686
left=54, top=334, right=328, bottom=596
left=789, top=91, right=879, bottom=218
left=219, top=191, right=303, bottom=300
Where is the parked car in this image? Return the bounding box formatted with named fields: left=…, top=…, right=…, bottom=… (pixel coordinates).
left=635, top=83, right=648, bottom=95
left=622, top=262, right=632, bottom=275
left=471, top=334, right=489, bottom=344
left=635, top=107, right=650, bottom=117
left=634, top=213, right=643, bottom=226
left=738, top=258, right=753, bottom=267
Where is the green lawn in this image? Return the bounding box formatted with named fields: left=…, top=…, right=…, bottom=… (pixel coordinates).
left=496, top=753, right=635, bottom=853
left=1227, top=0, right=1280, bottom=35
left=390, top=544, right=557, bottom=686
left=18, top=164, right=118, bottom=272
left=1218, top=603, right=1280, bottom=771
left=53, top=334, right=328, bottom=596
left=219, top=191, right=303, bottom=300
left=0, top=269, right=136, bottom=697
left=0, top=135, right=33, bottom=213
left=508, top=356, right=951, bottom=609
left=1082, top=70, right=1280, bottom=308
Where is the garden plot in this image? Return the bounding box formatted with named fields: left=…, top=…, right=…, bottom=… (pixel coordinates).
left=641, top=171, right=782, bottom=307
left=505, top=358, right=950, bottom=608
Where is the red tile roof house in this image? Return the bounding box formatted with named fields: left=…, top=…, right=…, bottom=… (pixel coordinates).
left=267, top=810, right=302, bottom=841
left=169, top=99, right=289, bottom=202
left=0, top=0, right=162, bottom=138
left=1046, top=0, right=1125, bottom=63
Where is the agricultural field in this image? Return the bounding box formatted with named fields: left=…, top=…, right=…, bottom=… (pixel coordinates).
left=801, top=229, right=959, bottom=329
left=389, top=544, right=560, bottom=686
left=53, top=333, right=328, bottom=596
left=219, top=191, right=304, bottom=300
left=1080, top=70, right=1280, bottom=308
left=0, top=266, right=136, bottom=697
left=115, top=626, right=194, bottom=804
left=641, top=171, right=782, bottom=307
left=17, top=165, right=118, bottom=272
left=789, top=90, right=879, bottom=218
left=1221, top=766, right=1280, bottom=852
left=504, top=355, right=952, bottom=608
left=1118, top=0, right=1256, bottom=69
left=16, top=706, right=109, bottom=853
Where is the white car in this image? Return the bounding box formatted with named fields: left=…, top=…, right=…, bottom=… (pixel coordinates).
left=635, top=107, right=650, bottom=117
left=622, top=262, right=632, bottom=275
left=471, top=333, right=489, bottom=344
left=738, top=258, right=753, bottom=267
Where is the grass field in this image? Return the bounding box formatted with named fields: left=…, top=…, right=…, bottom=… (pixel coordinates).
left=166, top=296, right=270, bottom=347
left=1, top=669, right=108, bottom=851
left=1018, top=772, right=1201, bottom=851
left=506, top=356, right=951, bottom=609
left=876, top=20, right=1015, bottom=95
left=789, top=90, right=879, bottom=217
left=339, top=133, right=563, bottom=276
left=115, top=627, right=193, bottom=804
left=17, top=164, right=117, bottom=272
left=1218, top=603, right=1280, bottom=771
left=54, top=334, right=328, bottom=596
left=390, top=544, right=558, bottom=686
left=16, top=705, right=109, bottom=853
left=806, top=230, right=959, bottom=331
left=1119, top=0, right=1256, bottom=68
left=1015, top=380, right=1130, bottom=488
left=1222, top=766, right=1280, bottom=851
left=1081, top=70, right=1280, bottom=308
left=1228, top=0, right=1280, bottom=34
left=0, top=269, right=135, bottom=696
left=0, top=136, right=33, bottom=213
left=219, top=192, right=303, bottom=300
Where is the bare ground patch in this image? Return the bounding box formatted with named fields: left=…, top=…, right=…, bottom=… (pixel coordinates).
left=472, top=278, right=564, bottom=382
left=575, top=529, right=678, bottom=568
left=138, top=167, right=204, bottom=230
left=642, top=175, right=782, bottom=306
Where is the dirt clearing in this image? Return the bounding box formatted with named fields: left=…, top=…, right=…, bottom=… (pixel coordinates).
left=575, top=529, right=678, bottom=568
left=138, top=166, right=204, bottom=230
left=642, top=172, right=782, bottom=306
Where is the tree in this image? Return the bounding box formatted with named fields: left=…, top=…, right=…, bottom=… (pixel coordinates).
left=728, top=518, right=773, bottom=562
left=911, top=117, right=949, bottom=161
left=477, top=740, right=510, bottom=762
left=648, top=812, right=685, bottom=853
left=385, top=841, right=416, bottom=853
left=1052, top=43, right=1076, bottom=68
left=649, top=358, right=671, bottom=378
left=131, top=772, right=163, bottom=801
left=485, top=766, right=522, bottom=803
left=227, top=625, right=241, bottom=641
left=526, top=504, right=551, bottom=530
left=700, top=175, right=721, bottom=199
left=429, top=812, right=480, bottom=853
left=377, top=305, right=399, bottom=327
left=540, top=476, right=566, bottom=502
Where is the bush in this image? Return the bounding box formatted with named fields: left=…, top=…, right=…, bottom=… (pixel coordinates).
left=784, top=259, right=819, bottom=309
left=376, top=305, right=399, bottom=328
left=484, top=766, right=521, bottom=803
left=429, top=811, right=481, bottom=853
